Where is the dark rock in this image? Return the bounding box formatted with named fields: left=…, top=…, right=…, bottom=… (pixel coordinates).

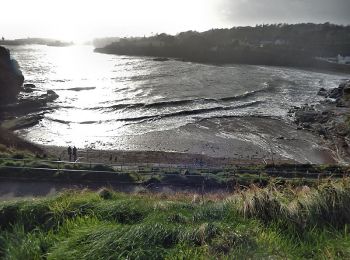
left=336, top=123, right=350, bottom=137
left=276, top=136, right=285, bottom=140
left=24, top=83, right=36, bottom=89
left=45, top=90, right=59, bottom=102
left=2, top=99, right=46, bottom=114
left=341, top=140, right=349, bottom=148
left=1, top=114, right=44, bottom=131
left=1, top=90, right=58, bottom=115
left=0, top=46, right=24, bottom=104
left=153, top=57, right=169, bottom=62
left=317, top=88, right=327, bottom=96
left=343, top=82, right=350, bottom=95
left=313, top=124, right=326, bottom=135
left=295, top=110, right=319, bottom=123
left=22, top=88, right=34, bottom=93
left=336, top=100, right=347, bottom=107
left=302, top=123, right=311, bottom=129
left=326, top=83, right=346, bottom=99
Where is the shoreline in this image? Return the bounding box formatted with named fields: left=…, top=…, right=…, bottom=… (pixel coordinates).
left=95, top=48, right=350, bottom=75
left=37, top=116, right=335, bottom=165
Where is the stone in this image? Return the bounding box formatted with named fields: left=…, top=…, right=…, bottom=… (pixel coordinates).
left=336, top=100, right=347, bottom=107
left=23, top=83, right=36, bottom=89
left=317, top=88, right=327, bottom=96
left=295, top=110, right=319, bottom=123
left=302, top=123, right=311, bottom=129
left=46, top=90, right=59, bottom=101
left=153, top=57, right=169, bottom=61
left=326, top=86, right=343, bottom=99
left=22, top=88, right=34, bottom=93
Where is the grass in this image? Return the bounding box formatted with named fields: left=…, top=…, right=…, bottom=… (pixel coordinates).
left=0, top=127, right=44, bottom=156
left=3, top=153, right=349, bottom=189
left=0, top=145, right=349, bottom=188
left=1, top=181, right=350, bottom=259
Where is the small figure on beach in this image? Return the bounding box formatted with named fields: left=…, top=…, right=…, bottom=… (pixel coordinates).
left=199, top=158, right=204, bottom=168
left=73, top=146, right=77, bottom=161
left=67, top=146, right=72, bottom=161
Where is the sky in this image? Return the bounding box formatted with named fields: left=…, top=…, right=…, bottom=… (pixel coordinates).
left=1, top=0, right=349, bottom=42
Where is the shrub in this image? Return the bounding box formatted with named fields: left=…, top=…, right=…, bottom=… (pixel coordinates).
left=12, top=152, right=25, bottom=159
left=92, top=164, right=114, bottom=172
left=97, top=188, right=114, bottom=200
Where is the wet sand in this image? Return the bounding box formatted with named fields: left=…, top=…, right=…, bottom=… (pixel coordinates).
left=42, top=117, right=335, bottom=165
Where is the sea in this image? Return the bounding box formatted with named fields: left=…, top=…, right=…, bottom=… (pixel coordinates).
left=6, top=44, right=349, bottom=155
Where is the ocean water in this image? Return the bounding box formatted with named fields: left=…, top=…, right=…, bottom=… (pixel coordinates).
left=7, top=45, right=349, bottom=150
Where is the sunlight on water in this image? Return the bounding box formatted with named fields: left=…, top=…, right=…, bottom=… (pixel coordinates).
left=8, top=45, right=349, bottom=150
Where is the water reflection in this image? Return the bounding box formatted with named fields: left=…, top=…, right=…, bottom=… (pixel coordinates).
left=8, top=45, right=348, bottom=151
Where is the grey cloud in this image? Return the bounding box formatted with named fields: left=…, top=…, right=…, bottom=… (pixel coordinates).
left=218, top=0, right=350, bottom=25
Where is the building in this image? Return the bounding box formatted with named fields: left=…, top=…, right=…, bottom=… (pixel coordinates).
left=337, top=54, right=350, bottom=65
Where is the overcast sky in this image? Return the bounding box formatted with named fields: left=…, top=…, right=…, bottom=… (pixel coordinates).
left=1, top=0, right=349, bottom=42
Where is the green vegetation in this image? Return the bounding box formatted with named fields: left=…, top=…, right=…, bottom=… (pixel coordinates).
left=0, top=149, right=349, bottom=188
left=1, top=181, right=350, bottom=259
left=95, top=23, right=350, bottom=72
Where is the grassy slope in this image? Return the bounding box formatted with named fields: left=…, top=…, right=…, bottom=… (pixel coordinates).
left=0, top=127, right=43, bottom=155
left=1, top=182, right=350, bottom=259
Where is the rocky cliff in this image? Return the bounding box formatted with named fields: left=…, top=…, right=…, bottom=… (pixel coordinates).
left=0, top=46, right=24, bottom=103
left=292, top=81, right=350, bottom=164
left=0, top=46, right=59, bottom=130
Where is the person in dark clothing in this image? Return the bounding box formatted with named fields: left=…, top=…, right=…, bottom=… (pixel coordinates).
left=73, top=146, right=77, bottom=161
left=67, top=146, right=72, bottom=161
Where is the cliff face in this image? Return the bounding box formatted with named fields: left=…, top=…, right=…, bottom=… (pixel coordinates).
left=0, top=46, right=24, bottom=104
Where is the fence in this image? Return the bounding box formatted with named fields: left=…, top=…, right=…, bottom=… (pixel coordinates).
left=0, top=156, right=346, bottom=178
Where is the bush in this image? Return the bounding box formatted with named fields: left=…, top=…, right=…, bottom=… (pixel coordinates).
left=12, top=153, right=25, bottom=159
left=92, top=164, right=114, bottom=172
left=0, top=144, right=8, bottom=153
left=97, top=188, right=114, bottom=200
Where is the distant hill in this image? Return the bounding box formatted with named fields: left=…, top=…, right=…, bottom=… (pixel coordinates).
left=92, top=37, right=121, bottom=48
left=95, top=23, right=350, bottom=71
left=0, top=38, right=73, bottom=47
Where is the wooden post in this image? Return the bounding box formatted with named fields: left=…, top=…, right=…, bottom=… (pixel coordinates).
left=201, top=179, right=205, bottom=201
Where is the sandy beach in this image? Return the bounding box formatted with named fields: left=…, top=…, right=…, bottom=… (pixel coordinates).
left=42, top=116, right=335, bottom=165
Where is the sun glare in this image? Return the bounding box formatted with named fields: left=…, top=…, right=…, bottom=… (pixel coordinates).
left=0, top=0, right=223, bottom=42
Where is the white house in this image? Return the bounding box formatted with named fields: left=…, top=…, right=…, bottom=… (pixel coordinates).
left=337, top=54, right=350, bottom=65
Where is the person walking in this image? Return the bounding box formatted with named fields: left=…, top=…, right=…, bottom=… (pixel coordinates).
left=73, top=146, right=77, bottom=161
left=67, top=146, right=72, bottom=161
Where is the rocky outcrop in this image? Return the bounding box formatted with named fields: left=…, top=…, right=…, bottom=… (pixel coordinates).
left=0, top=46, right=24, bottom=103
left=153, top=57, right=170, bottom=62
left=0, top=89, right=59, bottom=116
left=293, top=80, right=350, bottom=163
left=317, top=81, right=350, bottom=107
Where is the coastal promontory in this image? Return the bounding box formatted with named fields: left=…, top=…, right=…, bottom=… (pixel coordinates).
left=0, top=46, right=24, bottom=103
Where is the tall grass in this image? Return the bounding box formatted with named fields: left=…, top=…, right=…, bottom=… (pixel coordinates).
left=1, top=181, right=350, bottom=259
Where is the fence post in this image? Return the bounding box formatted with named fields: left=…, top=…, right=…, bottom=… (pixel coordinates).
left=259, top=171, right=262, bottom=185
left=201, top=178, right=205, bottom=201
